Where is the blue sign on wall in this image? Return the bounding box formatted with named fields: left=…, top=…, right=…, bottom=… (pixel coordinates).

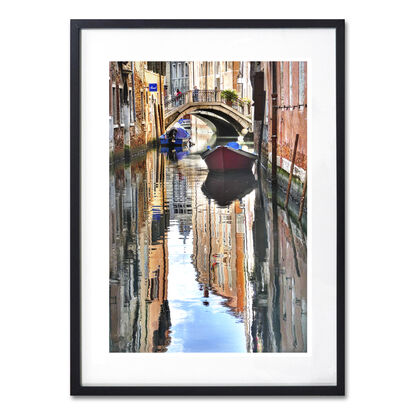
left=149, top=83, right=157, bottom=92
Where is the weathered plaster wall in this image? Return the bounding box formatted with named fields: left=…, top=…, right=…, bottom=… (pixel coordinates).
left=110, top=61, right=166, bottom=162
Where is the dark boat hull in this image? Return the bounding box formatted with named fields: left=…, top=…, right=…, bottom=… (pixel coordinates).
left=201, top=146, right=257, bottom=172
left=202, top=170, right=257, bottom=207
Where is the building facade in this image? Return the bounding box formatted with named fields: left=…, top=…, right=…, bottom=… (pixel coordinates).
left=251, top=61, right=307, bottom=182
left=110, top=61, right=166, bottom=162
left=167, top=61, right=189, bottom=98
left=109, top=62, right=136, bottom=160
left=187, top=61, right=251, bottom=98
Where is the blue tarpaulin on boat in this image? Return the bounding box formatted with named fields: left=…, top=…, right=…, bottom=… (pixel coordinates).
left=159, top=127, right=189, bottom=144
left=174, top=127, right=190, bottom=139
left=226, top=141, right=241, bottom=150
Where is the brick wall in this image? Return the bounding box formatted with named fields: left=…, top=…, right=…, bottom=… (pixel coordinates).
left=254, top=62, right=307, bottom=175
left=272, top=62, right=307, bottom=171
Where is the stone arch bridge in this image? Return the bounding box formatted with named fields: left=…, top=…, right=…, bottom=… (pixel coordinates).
left=164, top=90, right=252, bottom=137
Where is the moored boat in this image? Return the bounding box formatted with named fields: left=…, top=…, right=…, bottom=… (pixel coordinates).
left=201, top=142, right=257, bottom=172
left=160, top=124, right=190, bottom=146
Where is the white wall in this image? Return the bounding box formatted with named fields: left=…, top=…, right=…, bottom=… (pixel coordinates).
left=1, top=0, right=415, bottom=413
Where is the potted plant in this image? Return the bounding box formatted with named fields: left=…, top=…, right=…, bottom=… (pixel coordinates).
left=241, top=97, right=252, bottom=114
left=220, top=89, right=238, bottom=106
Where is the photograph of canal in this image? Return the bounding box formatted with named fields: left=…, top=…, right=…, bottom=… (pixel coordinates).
left=109, top=61, right=307, bottom=353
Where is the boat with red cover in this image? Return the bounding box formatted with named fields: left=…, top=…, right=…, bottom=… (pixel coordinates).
left=201, top=142, right=257, bottom=172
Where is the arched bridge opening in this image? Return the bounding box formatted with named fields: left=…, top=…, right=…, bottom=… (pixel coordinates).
left=191, top=111, right=238, bottom=137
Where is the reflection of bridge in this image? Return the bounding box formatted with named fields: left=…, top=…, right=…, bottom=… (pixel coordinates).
left=164, top=90, right=253, bottom=137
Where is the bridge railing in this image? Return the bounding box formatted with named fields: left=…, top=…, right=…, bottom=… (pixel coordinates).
left=164, top=90, right=251, bottom=116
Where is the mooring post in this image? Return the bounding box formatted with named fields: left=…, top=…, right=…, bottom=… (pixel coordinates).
left=154, top=102, right=160, bottom=139
left=298, top=172, right=307, bottom=221
left=285, top=133, right=299, bottom=209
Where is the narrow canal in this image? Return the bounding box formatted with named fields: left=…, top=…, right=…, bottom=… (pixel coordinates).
left=110, top=126, right=307, bottom=353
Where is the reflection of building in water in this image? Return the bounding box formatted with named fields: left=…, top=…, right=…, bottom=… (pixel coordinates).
left=191, top=174, right=307, bottom=352
left=192, top=184, right=247, bottom=315
left=165, top=165, right=193, bottom=242
left=109, top=151, right=171, bottom=352
left=248, top=178, right=307, bottom=352
left=277, top=208, right=307, bottom=352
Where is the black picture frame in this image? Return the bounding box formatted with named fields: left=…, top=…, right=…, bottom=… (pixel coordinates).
left=70, top=19, right=345, bottom=396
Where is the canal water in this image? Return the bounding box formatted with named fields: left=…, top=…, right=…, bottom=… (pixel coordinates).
left=110, top=129, right=307, bottom=353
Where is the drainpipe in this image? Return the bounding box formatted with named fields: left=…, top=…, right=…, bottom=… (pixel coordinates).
left=159, top=71, right=165, bottom=134
left=131, top=61, right=136, bottom=122
left=271, top=62, right=278, bottom=180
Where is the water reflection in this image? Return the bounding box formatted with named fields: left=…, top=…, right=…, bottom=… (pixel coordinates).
left=110, top=140, right=307, bottom=352
left=202, top=170, right=256, bottom=207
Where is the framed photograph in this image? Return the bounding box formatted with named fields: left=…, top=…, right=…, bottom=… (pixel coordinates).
left=71, top=19, right=345, bottom=395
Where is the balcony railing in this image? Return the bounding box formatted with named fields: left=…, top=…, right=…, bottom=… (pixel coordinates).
left=164, top=90, right=251, bottom=116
